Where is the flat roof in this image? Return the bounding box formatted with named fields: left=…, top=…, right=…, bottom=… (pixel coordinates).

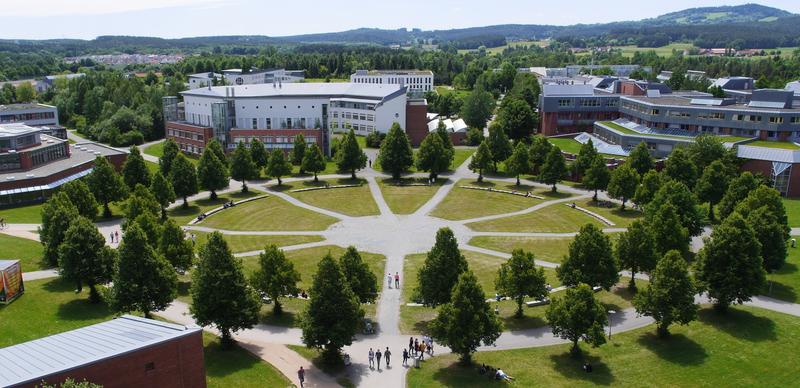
left=0, top=260, right=19, bottom=271
left=182, top=82, right=406, bottom=101
left=0, top=103, right=57, bottom=112
left=0, top=141, right=126, bottom=186
left=356, top=69, right=433, bottom=76
left=0, top=123, right=42, bottom=139
left=0, top=315, right=201, bottom=387
left=622, top=95, right=800, bottom=113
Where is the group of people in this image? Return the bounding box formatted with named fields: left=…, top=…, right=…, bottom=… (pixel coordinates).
left=387, top=272, right=400, bottom=289
left=368, top=347, right=392, bottom=369
left=108, top=230, right=120, bottom=244
left=479, top=364, right=515, bottom=382
left=222, top=200, right=236, bottom=209
left=408, top=336, right=434, bottom=360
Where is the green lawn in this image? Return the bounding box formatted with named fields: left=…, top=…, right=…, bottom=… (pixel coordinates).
left=576, top=199, right=642, bottom=228
left=548, top=137, right=583, bottom=154
left=468, top=201, right=601, bottom=233
left=0, top=278, right=290, bottom=387
left=451, top=148, right=475, bottom=169
left=0, top=203, right=44, bottom=224
left=272, top=178, right=379, bottom=217
left=143, top=141, right=199, bottom=165
left=0, top=233, right=47, bottom=272
left=145, top=160, right=160, bottom=175
left=429, top=179, right=543, bottom=221
left=377, top=178, right=446, bottom=214
left=189, top=231, right=323, bottom=254
left=238, top=245, right=385, bottom=327
left=289, top=160, right=340, bottom=178
left=614, top=42, right=697, bottom=58
left=784, top=198, right=800, bottom=227
left=168, top=191, right=261, bottom=225
left=746, top=140, right=800, bottom=150
left=408, top=305, right=800, bottom=387
left=765, top=242, right=800, bottom=303
left=468, top=236, right=572, bottom=264
left=196, top=195, right=338, bottom=231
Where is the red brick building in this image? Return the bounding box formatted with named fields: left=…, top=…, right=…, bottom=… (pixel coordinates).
left=0, top=315, right=205, bottom=388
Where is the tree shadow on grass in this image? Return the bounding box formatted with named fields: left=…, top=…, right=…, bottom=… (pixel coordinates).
left=765, top=261, right=798, bottom=302
left=500, top=314, right=547, bottom=332
left=204, top=339, right=261, bottom=379
left=56, top=297, right=113, bottom=321
left=539, top=190, right=573, bottom=199
left=699, top=307, right=777, bottom=342
left=548, top=352, right=615, bottom=385
left=430, top=360, right=509, bottom=387
left=637, top=332, right=708, bottom=366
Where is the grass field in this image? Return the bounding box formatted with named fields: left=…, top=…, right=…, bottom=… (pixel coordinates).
left=0, top=278, right=290, bottom=387
left=468, top=236, right=572, bottom=264
left=407, top=305, right=800, bottom=387
left=189, top=231, right=323, bottom=254
left=614, top=43, right=697, bottom=58
left=198, top=195, right=338, bottom=231
left=168, top=191, right=260, bottom=225
left=0, top=203, right=44, bottom=224
left=429, top=179, right=542, bottom=221
left=766, top=241, right=800, bottom=303
left=784, top=198, right=800, bottom=227
left=468, top=201, right=601, bottom=233
left=458, top=40, right=550, bottom=55
left=289, top=160, right=340, bottom=178
left=273, top=178, right=379, bottom=217
left=548, top=137, right=627, bottom=159
left=745, top=140, right=800, bottom=150
left=576, top=199, right=642, bottom=228
left=378, top=178, right=446, bottom=214
left=143, top=141, right=199, bottom=165
left=451, top=148, right=475, bottom=169
left=0, top=233, right=47, bottom=272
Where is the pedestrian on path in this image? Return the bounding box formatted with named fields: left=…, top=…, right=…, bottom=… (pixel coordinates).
left=414, top=338, right=419, bottom=356
left=110, top=232, right=114, bottom=243
left=402, top=349, right=409, bottom=366
left=409, top=337, right=414, bottom=355
left=394, top=272, right=400, bottom=288
left=385, top=347, right=391, bottom=367
left=368, top=348, right=375, bottom=368
left=419, top=342, right=426, bottom=360
left=114, top=231, right=119, bottom=242
left=387, top=273, right=392, bottom=289
left=297, top=366, right=305, bottom=387
left=376, top=349, right=382, bottom=370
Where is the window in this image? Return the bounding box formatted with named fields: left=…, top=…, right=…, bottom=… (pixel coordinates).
left=770, top=117, right=784, bottom=124
left=300, top=118, right=306, bottom=129
left=791, top=117, right=800, bottom=123
left=266, top=118, right=271, bottom=129
left=558, top=99, right=572, bottom=107
left=286, top=118, right=292, bottom=128
left=252, top=118, right=258, bottom=129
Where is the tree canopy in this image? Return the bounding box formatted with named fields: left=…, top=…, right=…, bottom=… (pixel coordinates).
left=546, top=283, right=608, bottom=355
left=335, top=129, right=367, bottom=179
left=378, top=123, right=414, bottom=179
left=58, top=216, right=115, bottom=304
left=415, top=227, right=469, bottom=307
left=634, top=250, right=697, bottom=337
left=495, top=249, right=548, bottom=317
left=251, top=245, right=301, bottom=314
left=557, top=224, right=619, bottom=290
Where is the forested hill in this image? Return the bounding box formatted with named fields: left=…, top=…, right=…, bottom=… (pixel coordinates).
left=644, top=3, right=793, bottom=25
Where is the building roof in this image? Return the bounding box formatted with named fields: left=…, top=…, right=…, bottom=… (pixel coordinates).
left=0, top=315, right=201, bottom=387
left=0, top=123, right=42, bottom=139
left=0, top=103, right=57, bottom=112
left=0, top=260, right=19, bottom=271
left=621, top=94, right=800, bottom=113
left=541, top=84, right=596, bottom=97
left=354, top=69, right=433, bottom=76
left=44, top=73, right=85, bottom=81
left=737, top=144, right=800, bottom=163
left=428, top=118, right=467, bottom=133
left=182, top=82, right=407, bottom=101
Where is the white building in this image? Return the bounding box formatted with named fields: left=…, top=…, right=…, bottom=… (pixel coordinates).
left=187, top=68, right=305, bottom=89
left=350, top=70, right=434, bottom=96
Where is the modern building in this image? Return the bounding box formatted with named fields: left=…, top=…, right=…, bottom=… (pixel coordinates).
left=0, top=315, right=205, bottom=388
left=538, top=83, right=621, bottom=136
left=187, top=68, right=305, bottom=89
left=164, top=82, right=427, bottom=155
left=350, top=70, right=434, bottom=96
left=0, top=103, right=59, bottom=127
left=427, top=117, right=468, bottom=145
left=37, top=73, right=85, bottom=92
left=0, top=124, right=127, bottom=206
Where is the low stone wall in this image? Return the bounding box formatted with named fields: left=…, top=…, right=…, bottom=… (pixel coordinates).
left=189, top=194, right=269, bottom=225
left=563, top=203, right=615, bottom=226
left=289, top=184, right=361, bottom=193
left=460, top=185, right=545, bottom=200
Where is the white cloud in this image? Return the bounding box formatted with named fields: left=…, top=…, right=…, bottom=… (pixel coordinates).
left=2, top=0, right=232, bottom=17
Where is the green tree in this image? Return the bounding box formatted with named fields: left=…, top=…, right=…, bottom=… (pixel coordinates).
left=250, top=138, right=269, bottom=175
left=159, top=139, right=180, bottom=176
left=615, top=220, right=657, bottom=290
left=58, top=216, right=115, bottom=303
left=159, top=218, right=194, bottom=273
left=378, top=123, right=414, bottom=179
left=607, top=164, right=640, bottom=210
left=546, top=283, right=608, bottom=355
left=191, top=232, right=261, bottom=347
left=745, top=207, right=788, bottom=273
left=122, top=184, right=160, bottom=229
left=435, top=120, right=456, bottom=158
left=416, top=131, right=451, bottom=180
left=734, top=185, right=790, bottom=239
left=694, top=213, right=766, bottom=312
left=207, top=139, right=228, bottom=167
left=251, top=245, right=301, bottom=314
left=266, top=149, right=292, bottom=185
left=335, top=129, right=367, bottom=179
left=495, top=249, right=548, bottom=317
left=415, top=227, right=469, bottom=307
left=339, top=246, right=379, bottom=304
left=88, top=156, right=127, bottom=218
left=646, top=180, right=706, bottom=236
left=122, top=146, right=152, bottom=190
left=628, top=142, right=654, bottom=176
left=170, top=153, right=198, bottom=208
left=583, top=155, right=610, bottom=201
left=40, top=192, right=80, bottom=267
left=469, top=140, right=493, bottom=182
left=430, top=271, right=502, bottom=364
left=528, top=136, right=553, bottom=173
left=230, top=141, right=258, bottom=192
left=573, top=139, right=599, bottom=177
left=487, top=125, right=512, bottom=171
left=302, top=143, right=327, bottom=182
left=688, top=134, right=729, bottom=173
left=539, top=146, right=567, bottom=192
left=15, top=81, right=36, bottom=102
left=301, top=254, right=363, bottom=363
left=112, top=223, right=177, bottom=318
left=495, top=98, right=535, bottom=140
left=460, top=85, right=495, bottom=129
left=717, top=172, right=762, bottom=221
left=664, top=147, right=698, bottom=189
left=695, top=160, right=731, bottom=223
left=558, top=224, right=619, bottom=290
left=634, top=169, right=663, bottom=208
left=62, top=180, right=98, bottom=220
left=649, top=202, right=691, bottom=256
left=197, top=147, right=229, bottom=200
left=150, top=171, right=176, bottom=220
left=290, top=134, right=307, bottom=172
left=505, top=141, right=530, bottom=186
left=633, top=250, right=697, bottom=337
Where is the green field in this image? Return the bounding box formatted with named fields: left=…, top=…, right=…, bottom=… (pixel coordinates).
left=189, top=231, right=323, bottom=254
left=783, top=198, right=800, bottom=227
left=576, top=199, right=642, bottom=228
left=168, top=191, right=260, bottom=225
left=613, top=43, right=697, bottom=58
left=0, top=203, right=44, bottom=224
left=408, top=305, right=800, bottom=387
left=378, top=178, right=446, bottom=214
left=273, top=178, right=379, bottom=217
left=197, top=195, right=338, bottom=231
left=143, top=141, right=199, bottom=165
left=430, top=179, right=542, bottom=220
left=0, top=233, right=47, bottom=272
left=458, top=40, right=550, bottom=55
left=468, top=201, right=601, bottom=233
left=744, top=140, right=800, bottom=150
left=468, top=236, right=572, bottom=264
left=451, top=148, right=475, bottom=169
left=766, top=241, right=800, bottom=303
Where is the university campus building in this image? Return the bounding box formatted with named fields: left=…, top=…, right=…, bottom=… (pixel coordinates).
left=350, top=70, right=435, bottom=97
left=187, top=68, right=305, bottom=89
left=163, top=82, right=429, bottom=156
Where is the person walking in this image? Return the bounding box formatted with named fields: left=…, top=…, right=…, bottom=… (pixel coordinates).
left=394, top=272, right=400, bottom=288
left=110, top=232, right=115, bottom=243
left=387, top=273, right=392, bottom=289
left=409, top=337, right=414, bottom=355
left=114, top=231, right=119, bottom=243
left=414, top=338, right=419, bottom=356
left=419, top=342, right=426, bottom=360
left=368, top=348, right=375, bottom=368
left=375, top=348, right=382, bottom=370
left=385, top=347, right=391, bottom=367
left=297, top=366, right=305, bottom=387
left=402, top=349, right=409, bottom=366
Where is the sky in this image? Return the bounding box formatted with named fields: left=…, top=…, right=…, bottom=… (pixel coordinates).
left=2, top=0, right=800, bottom=40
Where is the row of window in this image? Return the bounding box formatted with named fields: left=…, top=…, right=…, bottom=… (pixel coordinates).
left=232, top=136, right=318, bottom=145
left=0, top=111, right=56, bottom=123
left=29, top=144, right=68, bottom=168
left=332, top=112, right=375, bottom=121
left=623, top=102, right=800, bottom=124
left=247, top=117, right=318, bottom=129
left=330, top=121, right=375, bottom=132
left=557, top=98, right=617, bottom=108
left=168, top=129, right=204, bottom=141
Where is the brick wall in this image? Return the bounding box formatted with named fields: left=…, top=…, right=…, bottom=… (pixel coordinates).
left=405, top=102, right=429, bottom=146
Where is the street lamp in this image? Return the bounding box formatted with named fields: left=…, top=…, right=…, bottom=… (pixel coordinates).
left=607, top=310, right=617, bottom=339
